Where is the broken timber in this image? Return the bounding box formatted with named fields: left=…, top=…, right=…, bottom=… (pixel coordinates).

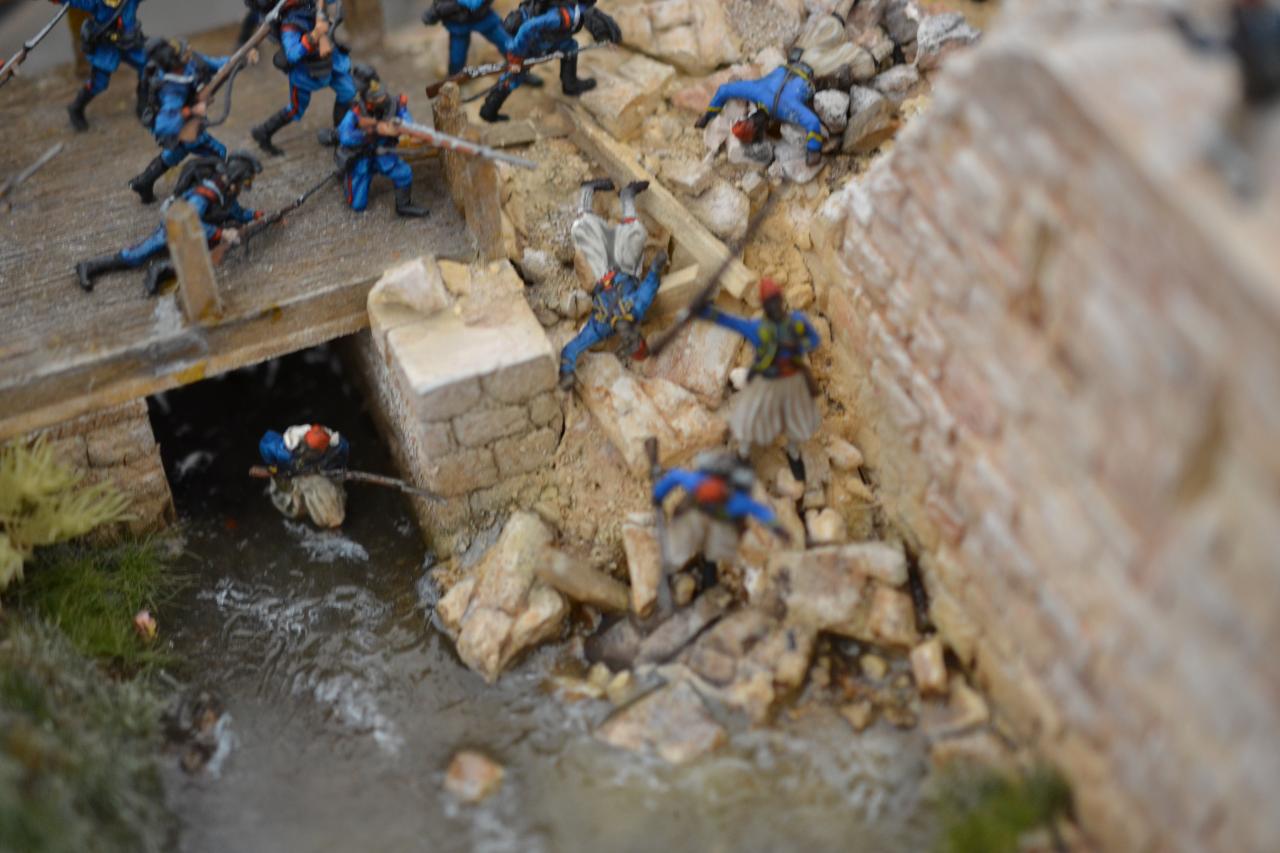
left=165, top=199, right=223, bottom=324
left=561, top=105, right=757, bottom=302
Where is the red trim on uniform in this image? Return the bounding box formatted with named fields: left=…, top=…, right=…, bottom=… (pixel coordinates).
left=560, top=7, right=571, bottom=27
left=211, top=227, right=223, bottom=244
left=300, top=34, right=314, bottom=53
left=620, top=217, right=636, bottom=224
left=194, top=186, right=220, bottom=203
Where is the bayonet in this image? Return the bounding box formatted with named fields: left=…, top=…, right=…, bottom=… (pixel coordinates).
left=0, top=3, right=70, bottom=90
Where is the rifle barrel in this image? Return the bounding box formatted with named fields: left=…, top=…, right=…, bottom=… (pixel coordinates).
left=0, top=3, right=69, bottom=88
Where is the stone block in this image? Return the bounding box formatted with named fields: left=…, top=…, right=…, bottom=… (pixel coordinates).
left=867, top=584, right=919, bottom=648
left=911, top=637, right=948, bottom=696
left=453, top=404, right=530, bottom=448
left=84, top=418, right=155, bottom=468
left=580, top=54, right=677, bottom=141
left=423, top=446, right=499, bottom=497
left=610, top=0, right=742, bottom=74
left=690, top=180, right=749, bottom=242
left=638, top=319, right=740, bottom=402
left=491, top=427, right=560, bottom=478
left=915, top=12, right=980, bottom=71
left=622, top=515, right=663, bottom=616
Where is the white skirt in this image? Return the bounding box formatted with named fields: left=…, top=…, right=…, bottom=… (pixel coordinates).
left=729, top=372, right=820, bottom=449
left=667, top=510, right=741, bottom=567
left=269, top=475, right=347, bottom=529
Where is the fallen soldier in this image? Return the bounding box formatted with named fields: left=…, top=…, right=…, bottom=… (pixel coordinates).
left=258, top=423, right=350, bottom=528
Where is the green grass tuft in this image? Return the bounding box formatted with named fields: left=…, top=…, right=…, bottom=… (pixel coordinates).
left=0, top=616, right=175, bottom=853
left=938, top=764, right=1073, bottom=853
left=10, top=539, right=183, bottom=671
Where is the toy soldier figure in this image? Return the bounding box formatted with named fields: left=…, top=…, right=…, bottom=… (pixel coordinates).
left=335, top=66, right=429, bottom=217
left=424, top=0, right=516, bottom=77
left=57, top=0, right=147, bottom=131
left=129, top=39, right=233, bottom=204
left=653, top=452, right=788, bottom=592
left=559, top=178, right=665, bottom=387
left=479, top=0, right=620, bottom=123
left=75, top=151, right=263, bottom=295
left=694, top=48, right=828, bottom=166
left=699, top=278, right=821, bottom=481
left=251, top=0, right=355, bottom=156
left=258, top=424, right=350, bottom=528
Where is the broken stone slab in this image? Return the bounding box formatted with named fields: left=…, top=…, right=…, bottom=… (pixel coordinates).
left=761, top=541, right=908, bottom=636
left=638, top=319, right=741, bottom=403
left=443, top=750, right=505, bottom=803
left=585, top=616, right=645, bottom=670
left=826, top=436, right=865, bottom=471
left=814, top=90, right=851, bottom=133
left=805, top=507, right=848, bottom=545
left=622, top=514, right=663, bottom=616
left=921, top=675, right=989, bottom=739
left=910, top=636, right=948, bottom=696
left=535, top=551, right=631, bottom=613
left=659, top=155, right=715, bottom=196
left=682, top=613, right=817, bottom=722
left=579, top=54, right=677, bottom=141
left=670, top=63, right=760, bottom=114
left=843, top=86, right=895, bottom=154
left=636, top=587, right=732, bottom=665
left=871, top=64, right=921, bottom=107
left=437, top=512, right=568, bottom=681
left=915, top=13, right=980, bottom=71
left=841, top=700, right=876, bottom=732
left=690, top=180, right=749, bottom=242
left=595, top=679, right=727, bottom=764
left=767, top=142, right=824, bottom=184
left=867, top=584, right=919, bottom=648
left=883, top=0, right=922, bottom=54
left=576, top=352, right=727, bottom=476
left=368, top=256, right=452, bottom=344
left=608, top=0, right=742, bottom=74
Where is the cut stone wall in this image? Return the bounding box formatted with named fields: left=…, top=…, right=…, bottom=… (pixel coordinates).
left=348, top=257, right=561, bottom=554
left=30, top=399, right=174, bottom=537
left=809, top=19, right=1280, bottom=853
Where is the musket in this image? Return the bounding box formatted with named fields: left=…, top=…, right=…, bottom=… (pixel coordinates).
left=647, top=194, right=778, bottom=358
left=382, top=118, right=537, bottom=170
left=0, top=3, right=70, bottom=90
left=425, top=41, right=612, bottom=98
left=249, top=465, right=444, bottom=502
left=0, top=142, right=63, bottom=210
left=210, top=169, right=339, bottom=265
left=177, top=0, right=289, bottom=142
left=643, top=436, right=674, bottom=617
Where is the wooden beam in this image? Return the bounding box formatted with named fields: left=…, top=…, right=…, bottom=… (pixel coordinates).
left=434, top=83, right=505, bottom=262
left=164, top=199, right=222, bottom=324
left=562, top=104, right=756, bottom=300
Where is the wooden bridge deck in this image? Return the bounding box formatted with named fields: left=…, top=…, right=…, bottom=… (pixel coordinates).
left=0, top=33, right=471, bottom=440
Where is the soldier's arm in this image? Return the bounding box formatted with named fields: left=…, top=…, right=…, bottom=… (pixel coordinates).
left=228, top=200, right=259, bottom=224
left=727, top=493, right=777, bottom=526
left=458, top=0, right=488, bottom=9
left=796, top=313, right=821, bottom=352
left=699, top=305, right=761, bottom=345
left=395, top=93, right=411, bottom=123
left=259, top=431, right=293, bottom=468
left=509, top=8, right=563, bottom=57
left=58, top=0, right=98, bottom=13
left=281, top=26, right=313, bottom=64
left=653, top=469, right=699, bottom=504
left=337, top=110, right=367, bottom=147
left=153, top=87, right=187, bottom=144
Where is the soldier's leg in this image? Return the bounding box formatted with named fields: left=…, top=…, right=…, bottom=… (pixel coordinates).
left=612, top=181, right=650, bottom=277
left=194, top=132, right=228, bottom=161
left=382, top=155, right=428, bottom=218
left=570, top=211, right=614, bottom=282
left=479, top=73, right=520, bottom=123
left=558, top=319, right=612, bottom=385
left=558, top=39, right=595, bottom=96
left=345, top=160, right=372, bottom=212
left=777, top=97, right=827, bottom=164
left=78, top=223, right=163, bottom=291
left=252, top=81, right=311, bottom=156
left=68, top=62, right=112, bottom=131
left=130, top=151, right=171, bottom=204
left=444, top=22, right=473, bottom=75
left=330, top=69, right=357, bottom=125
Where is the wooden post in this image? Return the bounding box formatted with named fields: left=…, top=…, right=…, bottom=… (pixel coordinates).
left=432, top=83, right=506, bottom=262
left=164, top=200, right=223, bottom=325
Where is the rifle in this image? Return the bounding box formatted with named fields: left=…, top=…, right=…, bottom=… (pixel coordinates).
left=374, top=118, right=537, bottom=170
left=643, top=436, right=674, bottom=617
left=425, top=41, right=612, bottom=98
left=249, top=465, right=443, bottom=502
left=647, top=194, right=777, bottom=358
left=177, top=0, right=288, bottom=143
left=0, top=3, right=70, bottom=90
left=210, top=169, right=339, bottom=265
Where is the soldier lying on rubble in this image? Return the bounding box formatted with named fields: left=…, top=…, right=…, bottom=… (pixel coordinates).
left=559, top=178, right=667, bottom=388
left=258, top=423, right=350, bottom=528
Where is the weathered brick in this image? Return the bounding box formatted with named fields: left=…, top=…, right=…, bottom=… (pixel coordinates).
left=491, top=427, right=560, bottom=479
left=870, top=359, right=923, bottom=434
left=453, top=404, right=531, bottom=448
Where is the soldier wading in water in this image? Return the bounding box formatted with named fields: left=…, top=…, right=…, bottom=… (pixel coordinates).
left=258, top=423, right=350, bottom=528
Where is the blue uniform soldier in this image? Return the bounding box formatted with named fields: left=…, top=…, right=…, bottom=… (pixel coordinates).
left=559, top=178, right=663, bottom=387
left=58, top=0, right=147, bottom=131
left=129, top=39, right=231, bottom=204
left=251, top=0, right=355, bottom=156
left=259, top=423, right=350, bottom=528
left=422, top=0, right=508, bottom=76
left=653, top=452, right=788, bottom=592
left=700, top=278, right=821, bottom=482
left=75, top=151, right=263, bottom=296
left=694, top=49, right=827, bottom=166
left=335, top=67, right=429, bottom=217
left=479, top=0, right=620, bottom=123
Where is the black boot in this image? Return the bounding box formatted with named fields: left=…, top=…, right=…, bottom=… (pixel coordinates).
left=478, top=86, right=512, bottom=123
left=394, top=186, right=429, bottom=218
left=75, top=254, right=129, bottom=292
left=251, top=108, right=292, bottom=157
left=129, top=155, right=169, bottom=204
left=559, top=54, right=596, bottom=96
left=143, top=260, right=175, bottom=297
left=67, top=87, right=95, bottom=132
left=317, top=100, right=350, bottom=145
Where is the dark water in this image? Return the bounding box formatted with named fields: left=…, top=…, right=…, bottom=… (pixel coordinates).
left=148, top=342, right=936, bottom=853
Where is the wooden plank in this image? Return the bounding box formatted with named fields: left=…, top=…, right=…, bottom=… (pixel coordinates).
left=651, top=264, right=701, bottom=319
left=164, top=200, right=222, bottom=324
left=562, top=104, right=756, bottom=300
left=433, top=83, right=505, bottom=262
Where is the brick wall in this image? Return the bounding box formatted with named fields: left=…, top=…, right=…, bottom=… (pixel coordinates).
left=32, top=399, right=174, bottom=537
left=810, top=22, right=1280, bottom=853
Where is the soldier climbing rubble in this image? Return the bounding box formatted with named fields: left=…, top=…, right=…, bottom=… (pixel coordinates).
left=698, top=278, right=822, bottom=483
left=559, top=178, right=666, bottom=387
left=258, top=423, right=351, bottom=528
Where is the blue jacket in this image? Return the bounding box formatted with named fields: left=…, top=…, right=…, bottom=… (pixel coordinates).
left=653, top=469, right=776, bottom=525
left=509, top=4, right=583, bottom=57
left=337, top=98, right=412, bottom=151
left=259, top=428, right=350, bottom=473
left=182, top=181, right=259, bottom=244
left=590, top=266, right=660, bottom=328
left=701, top=306, right=819, bottom=378
left=152, top=54, right=229, bottom=145
left=66, top=0, right=141, bottom=35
